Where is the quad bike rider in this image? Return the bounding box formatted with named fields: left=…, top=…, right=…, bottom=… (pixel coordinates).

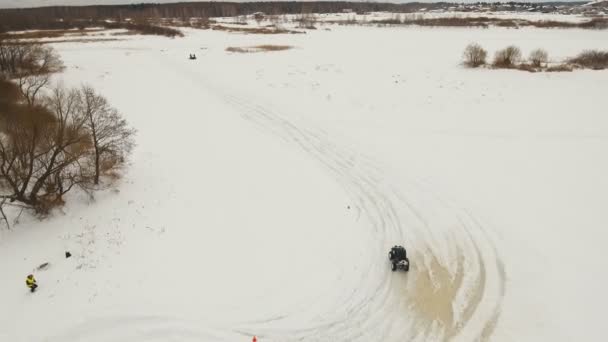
left=388, top=245, right=410, bottom=272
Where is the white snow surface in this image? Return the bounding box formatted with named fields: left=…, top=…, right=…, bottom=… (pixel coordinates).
left=1, top=22, right=608, bottom=342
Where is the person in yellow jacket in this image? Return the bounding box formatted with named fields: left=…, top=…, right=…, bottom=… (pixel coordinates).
left=26, top=274, right=38, bottom=293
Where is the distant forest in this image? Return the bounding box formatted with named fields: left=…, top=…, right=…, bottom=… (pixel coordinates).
left=0, top=1, right=586, bottom=33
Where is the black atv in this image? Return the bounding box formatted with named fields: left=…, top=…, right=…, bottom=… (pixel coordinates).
left=388, top=245, right=410, bottom=272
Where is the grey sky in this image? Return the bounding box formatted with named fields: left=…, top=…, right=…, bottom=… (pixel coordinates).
left=0, top=0, right=586, bottom=9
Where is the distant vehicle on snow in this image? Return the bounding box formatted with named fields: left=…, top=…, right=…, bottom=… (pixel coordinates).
left=388, top=245, right=410, bottom=272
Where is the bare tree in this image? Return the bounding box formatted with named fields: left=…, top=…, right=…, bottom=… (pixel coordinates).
left=0, top=197, right=10, bottom=229
left=0, top=85, right=90, bottom=213
left=25, top=44, right=63, bottom=75
left=529, top=48, right=549, bottom=67
left=0, top=105, right=55, bottom=206
left=463, top=43, right=487, bottom=67
left=17, top=73, right=51, bottom=106
left=493, top=45, right=522, bottom=67
left=30, top=86, right=89, bottom=210
left=0, top=40, right=28, bottom=75
left=1, top=46, right=135, bottom=217
left=21, top=46, right=61, bottom=104
left=1, top=43, right=62, bottom=105
left=80, top=85, right=135, bottom=185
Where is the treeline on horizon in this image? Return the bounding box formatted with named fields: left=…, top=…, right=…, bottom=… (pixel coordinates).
left=0, top=1, right=586, bottom=33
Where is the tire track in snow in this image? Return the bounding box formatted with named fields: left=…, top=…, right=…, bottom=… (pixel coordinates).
left=45, top=315, right=239, bottom=342
left=127, top=52, right=504, bottom=341
left=221, top=97, right=407, bottom=342
left=388, top=183, right=506, bottom=342
left=44, top=46, right=504, bottom=342
left=212, top=92, right=506, bottom=341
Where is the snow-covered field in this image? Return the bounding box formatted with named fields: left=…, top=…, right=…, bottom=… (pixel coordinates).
left=1, top=21, right=607, bottom=342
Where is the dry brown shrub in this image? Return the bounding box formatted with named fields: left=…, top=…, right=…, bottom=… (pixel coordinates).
left=545, top=64, right=574, bottom=72
left=533, top=18, right=608, bottom=29
left=494, top=20, right=518, bottom=28
left=34, top=195, right=66, bottom=217
left=100, top=21, right=182, bottom=37
left=112, top=31, right=139, bottom=36
left=212, top=24, right=303, bottom=35
left=578, top=18, right=608, bottom=29
left=37, top=38, right=121, bottom=44
left=0, top=31, right=65, bottom=40
left=0, top=77, right=21, bottom=106
left=529, top=48, right=549, bottom=67
left=100, top=155, right=121, bottom=174
left=0, top=29, right=106, bottom=41
left=531, top=20, right=578, bottom=28
left=568, top=50, right=608, bottom=70
left=514, top=64, right=539, bottom=73
left=463, top=43, right=487, bottom=67
left=189, top=18, right=211, bottom=29
left=493, top=45, right=522, bottom=68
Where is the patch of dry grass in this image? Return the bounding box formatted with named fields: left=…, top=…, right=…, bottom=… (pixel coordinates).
left=513, top=63, right=541, bottom=73
left=226, top=45, right=293, bottom=53
left=38, top=38, right=122, bottom=44
left=212, top=24, right=303, bottom=35
left=545, top=64, right=574, bottom=72
left=0, top=29, right=105, bottom=40
left=100, top=21, right=183, bottom=37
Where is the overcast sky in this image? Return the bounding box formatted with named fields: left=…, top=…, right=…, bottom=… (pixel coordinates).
left=0, top=0, right=585, bottom=9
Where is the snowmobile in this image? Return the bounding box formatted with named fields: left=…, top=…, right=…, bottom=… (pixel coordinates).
left=388, top=245, right=410, bottom=272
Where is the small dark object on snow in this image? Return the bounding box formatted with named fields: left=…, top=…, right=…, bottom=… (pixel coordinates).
left=37, top=262, right=50, bottom=271
left=189, top=54, right=197, bottom=60
left=65, top=252, right=71, bottom=258
left=388, top=245, right=410, bottom=272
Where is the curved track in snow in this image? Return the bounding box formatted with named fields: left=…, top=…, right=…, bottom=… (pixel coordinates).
left=213, top=91, right=507, bottom=341
left=47, top=315, right=233, bottom=342
left=46, top=52, right=506, bottom=341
